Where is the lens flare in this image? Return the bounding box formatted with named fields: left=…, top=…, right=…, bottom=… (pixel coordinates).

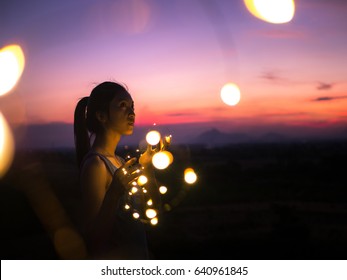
left=220, top=83, right=241, bottom=106
left=152, top=151, right=173, bottom=170
left=0, top=112, right=15, bottom=178
left=184, top=168, right=197, bottom=184
left=145, top=208, right=157, bottom=219
left=146, top=130, right=161, bottom=145
left=244, top=0, right=295, bottom=24
left=0, top=45, right=25, bottom=96
left=159, top=186, right=168, bottom=194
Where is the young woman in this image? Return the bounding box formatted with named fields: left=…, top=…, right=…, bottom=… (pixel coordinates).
left=74, top=81, right=158, bottom=259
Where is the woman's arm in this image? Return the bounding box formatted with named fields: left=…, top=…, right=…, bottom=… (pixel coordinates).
left=81, top=156, right=140, bottom=254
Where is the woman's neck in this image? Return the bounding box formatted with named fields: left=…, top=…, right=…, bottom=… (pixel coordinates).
left=92, top=131, right=121, bottom=156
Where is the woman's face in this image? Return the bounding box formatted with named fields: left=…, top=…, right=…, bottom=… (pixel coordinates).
left=105, top=90, right=135, bottom=136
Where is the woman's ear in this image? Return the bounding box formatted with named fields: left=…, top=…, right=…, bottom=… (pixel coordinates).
left=95, top=111, right=107, bottom=123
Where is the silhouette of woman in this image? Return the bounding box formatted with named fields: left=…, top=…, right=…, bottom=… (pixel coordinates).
left=74, top=81, right=159, bottom=259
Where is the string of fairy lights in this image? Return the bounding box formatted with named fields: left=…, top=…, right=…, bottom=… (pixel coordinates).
left=121, top=127, right=198, bottom=226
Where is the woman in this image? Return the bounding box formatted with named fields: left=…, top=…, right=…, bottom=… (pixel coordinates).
left=74, top=81, right=158, bottom=259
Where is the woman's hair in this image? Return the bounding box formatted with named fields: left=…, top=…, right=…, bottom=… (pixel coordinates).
left=74, top=81, right=128, bottom=167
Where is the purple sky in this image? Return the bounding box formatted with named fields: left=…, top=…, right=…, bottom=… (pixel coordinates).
left=1, top=0, right=347, bottom=144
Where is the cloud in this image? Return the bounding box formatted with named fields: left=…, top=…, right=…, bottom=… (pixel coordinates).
left=165, top=112, right=199, bottom=117
left=317, top=82, right=334, bottom=90
left=312, top=96, right=347, bottom=102
left=259, top=70, right=288, bottom=84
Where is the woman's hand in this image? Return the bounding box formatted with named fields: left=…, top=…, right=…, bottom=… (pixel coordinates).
left=112, top=157, right=142, bottom=193
left=139, top=136, right=171, bottom=169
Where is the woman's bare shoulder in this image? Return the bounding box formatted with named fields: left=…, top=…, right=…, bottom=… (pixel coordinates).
left=82, top=154, right=105, bottom=168
left=80, top=154, right=109, bottom=184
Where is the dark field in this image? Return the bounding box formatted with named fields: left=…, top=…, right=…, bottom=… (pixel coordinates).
left=1, top=141, right=347, bottom=260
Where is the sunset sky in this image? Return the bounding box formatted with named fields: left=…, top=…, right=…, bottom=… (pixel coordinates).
left=1, top=0, right=347, bottom=139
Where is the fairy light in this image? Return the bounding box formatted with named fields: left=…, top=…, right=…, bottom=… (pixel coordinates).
left=125, top=127, right=197, bottom=225
left=137, top=175, right=148, bottom=186
left=145, top=209, right=157, bottom=219
left=159, top=186, right=168, bottom=194
left=146, top=130, right=161, bottom=146
left=164, top=135, right=172, bottom=146
left=184, top=168, right=197, bottom=184
left=152, top=151, right=173, bottom=170
left=150, top=217, right=158, bottom=225
left=131, top=186, right=138, bottom=194
left=147, top=199, right=153, bottom=206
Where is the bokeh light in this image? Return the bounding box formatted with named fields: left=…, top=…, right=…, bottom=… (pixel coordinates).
left=137, top=175, right=148, bottom=186
left=0, top=44, right=25, bottom=96
left=147, top=199, right=153, bottom=206
left=145, top=208, right=157, bottom=219
left=0, top=112, right=15, bottom=178
left=184, top=168, right=197, bottom=184
left=221, top=83, right=241, bottom=106
left=131, top=186, right=138, bottom=193
left=150, top=217, right=158, bottom=225
left=133, top=212, right=140, bottom=219
left=159, top=185, right=168, bottom=194
left=244, top=0, right=295, bottom=24
left=146, top=130, right=161, bottom=145
left=152, top=151, right=173, bottom=170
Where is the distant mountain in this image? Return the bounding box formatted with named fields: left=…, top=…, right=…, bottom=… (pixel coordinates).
left=258, top=132, right=290, bottom=143
left=192, top=128, right=253, bottom=146
left=10, top=122, right=347, bottom=150
left=13, top=123, right=74, bottom=149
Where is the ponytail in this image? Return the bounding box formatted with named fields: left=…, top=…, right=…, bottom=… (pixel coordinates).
left=74, top=97, right=90, bottom=168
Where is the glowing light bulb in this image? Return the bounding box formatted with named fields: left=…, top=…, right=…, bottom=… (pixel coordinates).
left=152, top=151, right=173, bottom=170
left=184, top=168, right=197, bottom=184
left=145, top=209, right=157, bottom=219
left=0, top=112, right=15, bottom=178
left=165, top=135, right=172, bottom=145
left=131, top=186, right=138, bottom=193
left=124, top=204, right=130, bottom=210
left=137, top=175, right=148, bottom=186
left=0, top=45, right=25, bottom=96
left=159, top=186, right=168, bottom=194
left=146, top=130, right=161, bottom=145
left=220, top=83, right=241, bottom=106
left=244, top=0, right=295, bottom=24
left=150, top=217, right=158, bottom=225
left=147, top=199, right=153, bottom=206
left=133, top=212, right=140, bottom=219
